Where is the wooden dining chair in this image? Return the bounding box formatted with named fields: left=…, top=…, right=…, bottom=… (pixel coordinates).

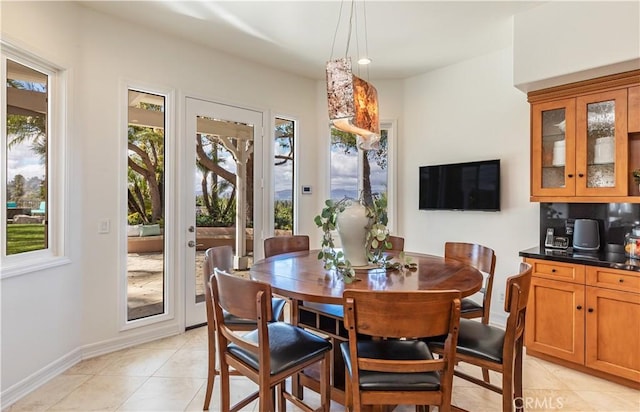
left=340, top=289, right=461, bottom=412
left=426, top=262, right=533, bottom=412
left=210, top=268, right=333, bottom=412
left=202, top=246, right=287, bottom=410
left=264, top=234, right=310, bottom=258
left=444, top=242, right=496, bottom=384
left=386, top=235, right=405, bottom=252
left=444, top=242, right=496, bottom=324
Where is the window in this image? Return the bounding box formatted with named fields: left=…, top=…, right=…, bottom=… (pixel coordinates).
left=126, top=88, right=167, bottom=321
left=273, top=117, right=295, bottom=234
left=329, top=121, right=396, bottom=230
left=1, top=42, right=67, bottom=276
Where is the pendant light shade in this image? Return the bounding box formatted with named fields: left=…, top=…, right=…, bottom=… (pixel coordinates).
left=326, top=57, right=380, bottom=150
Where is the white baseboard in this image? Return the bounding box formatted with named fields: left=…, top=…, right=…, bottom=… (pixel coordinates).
left=1, top=348, right=82, bottom=409
left=1, top=323, right=181, bottom=408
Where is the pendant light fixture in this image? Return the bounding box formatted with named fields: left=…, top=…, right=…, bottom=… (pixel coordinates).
left=326, top=0, right=380, bottom=151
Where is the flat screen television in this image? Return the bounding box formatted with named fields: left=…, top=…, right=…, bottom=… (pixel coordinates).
left=419, top=159, right=500, bottom=211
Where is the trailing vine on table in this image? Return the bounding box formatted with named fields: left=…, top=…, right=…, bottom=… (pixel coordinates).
left=314, top=196, right=417, bottom=283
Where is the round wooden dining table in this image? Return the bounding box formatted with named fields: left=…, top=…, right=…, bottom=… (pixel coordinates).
left=250, top=249, right=484, bottom=405
left=250, top=249, right=484, bottom=304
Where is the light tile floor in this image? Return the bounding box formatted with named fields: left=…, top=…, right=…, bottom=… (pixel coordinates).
left=4, top=326, right=639, bottom=412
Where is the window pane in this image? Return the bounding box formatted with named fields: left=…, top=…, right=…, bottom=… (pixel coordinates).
left=127, top=89, right=165, bottom=321
left=367, top=129, right=388, bottom=200
left=274, top=118, right=294, bottom=234
left=329, top=127, right=389, bottom=206
left=5, top=59, right=48, bottom=255
left=330, top=128, right=359, bottom=201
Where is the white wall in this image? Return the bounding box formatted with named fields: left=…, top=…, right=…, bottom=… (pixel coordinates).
left=400, top=47, right=539, bottom=322
left=1, top=1, right=85, bottom=402
left=514, top=1, right=640, bottom=92
left=1, top=1, right=321, bottom=401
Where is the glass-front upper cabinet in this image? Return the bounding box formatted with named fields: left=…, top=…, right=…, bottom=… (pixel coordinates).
left=531, top=89, right=628, bottom=199
left=575, top=89, right=628, bottom=197
left=531, top=98, right=576, bottom=197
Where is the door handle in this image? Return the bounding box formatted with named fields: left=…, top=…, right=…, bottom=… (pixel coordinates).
left=188, top=240, right=203, bottom=248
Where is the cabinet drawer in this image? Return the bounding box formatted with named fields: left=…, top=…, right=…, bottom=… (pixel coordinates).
left=586, top=266, right=640, bottom=293
left=526, top=258, right=585, bottom=283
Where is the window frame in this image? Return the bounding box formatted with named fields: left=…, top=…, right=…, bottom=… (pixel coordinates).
left=270, top=115, right=298, bottom=236
left=119, top=81, right=176, bottom=330
left=1, top=41, right=69, bottom=278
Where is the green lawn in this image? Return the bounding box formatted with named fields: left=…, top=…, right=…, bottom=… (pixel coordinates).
left=6, top=224, right=46, bottom=255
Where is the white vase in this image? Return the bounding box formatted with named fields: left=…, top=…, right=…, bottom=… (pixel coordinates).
left=336, top=201, right=369, bottom=266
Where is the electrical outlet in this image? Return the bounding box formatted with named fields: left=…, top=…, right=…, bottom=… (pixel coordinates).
left=499, top=292, right=505, bottom=302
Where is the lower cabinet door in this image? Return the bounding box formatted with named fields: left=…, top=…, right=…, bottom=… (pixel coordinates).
left=525, top=277, right=585, bottom=363
left=585, top=286, right=640, bottom=382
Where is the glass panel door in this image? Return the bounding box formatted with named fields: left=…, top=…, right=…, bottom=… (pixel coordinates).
left=185, top=98, right=262, bottom=327
left=586, top=100, right=616, bottom=188
left=541, top=108, right=568, bottom=189
left=531, top=98, right=576, bottom=197
left=576, top=90, right=628, bottom=197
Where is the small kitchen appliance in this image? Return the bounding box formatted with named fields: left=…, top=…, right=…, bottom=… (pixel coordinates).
left=625, top=225, right=640, bottom=259
left=573, top=219, right=600, bottom=251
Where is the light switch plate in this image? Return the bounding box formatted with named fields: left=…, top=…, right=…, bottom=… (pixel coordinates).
left=99, top=219, right=110, bottom=234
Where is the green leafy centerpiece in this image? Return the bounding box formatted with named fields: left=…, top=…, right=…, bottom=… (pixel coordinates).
left=314, top=196, right=416, bottom=283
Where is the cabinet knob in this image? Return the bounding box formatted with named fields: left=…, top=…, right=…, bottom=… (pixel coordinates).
left=551, top=268, right=556, bottom=273
left=567, top=174, right=574, bottom=178
left=619, top=278, right=624, bottom=283
left=588, top=308, right=594, bottom=313
left=576, top=305, right=583, bottom=310
left=578, top=173, right=585, bottom=178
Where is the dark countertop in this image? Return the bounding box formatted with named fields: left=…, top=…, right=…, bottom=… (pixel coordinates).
left=519, top=246, right=640, bottom=273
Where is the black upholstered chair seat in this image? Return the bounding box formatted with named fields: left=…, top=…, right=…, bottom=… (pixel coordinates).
left=339, top=340, right=441, bottom=391
left=227, top=322, right=331, bottom=376
left=427, top=318, right=505, bottom=363
left=222, top=297, right=287, bottom=325
left=460, top=297, right=483, bottom=314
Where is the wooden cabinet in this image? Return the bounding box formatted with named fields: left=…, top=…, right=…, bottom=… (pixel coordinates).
left=526, top=276, right=585, bottom=363
left=524, top=258, right=640, bottom=386
left=528, top=70, right=640, bottom=202
left=585, top=285, right=640, bottom=382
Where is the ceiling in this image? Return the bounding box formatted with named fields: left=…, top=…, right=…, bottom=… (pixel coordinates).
left=79, top=1, right=542, bottom=80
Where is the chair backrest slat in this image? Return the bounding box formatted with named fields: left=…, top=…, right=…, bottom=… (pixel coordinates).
left=343, top=290, right=460, bottom=340
left=444, top=242, right=496, bottom=275
left=386, top=235, right=405, bottom=252
left=264, top=235, right=310, bottom=258
left=504, top=262, right=533, bottom=342
left=212, top=268, right=274, bottom=322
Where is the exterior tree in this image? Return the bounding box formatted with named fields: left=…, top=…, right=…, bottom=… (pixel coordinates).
left=330, top=128, right=388, bottom=207
left=196, top=134, right=239, bottom=225
left=128, top=125, right=164, bottom=224
left=9, top=174, right=26, bottom=200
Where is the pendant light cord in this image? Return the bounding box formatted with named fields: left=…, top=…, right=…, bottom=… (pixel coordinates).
left=329, top=0, right=370, bottom=79
left=330, top=0, right=355, bottom=60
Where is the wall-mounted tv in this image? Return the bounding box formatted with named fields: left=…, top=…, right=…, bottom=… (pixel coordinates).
left=419, top=159, right=500, bottom=211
